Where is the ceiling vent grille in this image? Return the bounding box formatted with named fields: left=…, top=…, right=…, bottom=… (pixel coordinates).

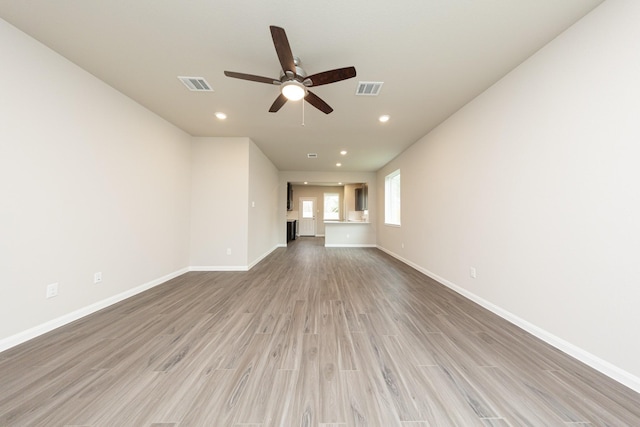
left=355, top=81, right=383, bottom=96
left=178, top=76, right=213, bottom=91
left=307, top=153, right=318, bottom=159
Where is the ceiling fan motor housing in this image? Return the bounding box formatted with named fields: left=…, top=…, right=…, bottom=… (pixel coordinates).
left=280, top=63, right=308, bottom=83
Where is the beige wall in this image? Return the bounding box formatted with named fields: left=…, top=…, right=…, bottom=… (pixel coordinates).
left=190, top=137, right=280, bottom=269
left=248, top=140, right=280, bottom=266
left=0, top=19, right=192, bottom=345
left=377, top=0, right=640, bottom=390
left=0, top=20, right=281, bottom=350
left=189, top=137, right=249, bottom=268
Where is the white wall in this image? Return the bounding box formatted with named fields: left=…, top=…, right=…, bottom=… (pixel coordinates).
left=248, top=140, right=280, bottom=267
left=190, top=137, right=249, bottom=269
left=190, top=137, right=280, bottom=269
left=0, top=19, right=192, bottom=346
left=377, top=0, right=640, bottom=390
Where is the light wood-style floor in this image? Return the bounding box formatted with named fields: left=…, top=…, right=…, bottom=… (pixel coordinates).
left=1, top=237, right=639, bottom=426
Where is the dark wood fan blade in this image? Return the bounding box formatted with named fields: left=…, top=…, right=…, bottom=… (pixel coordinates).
left=305, top=66, right=357, bottom=87
left=269, top=93, right=288, bottom=113
left=270, top=26, right=296, bottom=74
left=224, top=71, right=280, bottom=85
left=305, top=91, right=333, bottom=114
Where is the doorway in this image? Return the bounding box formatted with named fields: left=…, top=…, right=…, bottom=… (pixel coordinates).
left=298, top=197, right=317, bottom=236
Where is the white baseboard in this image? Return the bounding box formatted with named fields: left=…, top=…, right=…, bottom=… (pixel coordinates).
left=376, top=245, right=640, bottom=394
left=0, top=247, right=284, bottom=353
left=0, top=267, right=189, bottom=353
left=248, top=245, right=279, bottom=270
left=325, top=243, right=377, bottom=248
left=190, top=245, right=280, bottom=272
left=189, top=265, right=248, bottom=271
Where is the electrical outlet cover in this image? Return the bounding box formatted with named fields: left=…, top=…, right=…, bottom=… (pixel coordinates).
left=46, top=283, right=58, bottom=298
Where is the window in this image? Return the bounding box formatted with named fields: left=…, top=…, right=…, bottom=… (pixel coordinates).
left=385, top=169, right=401, bottom=225
left=324, top=193, right=340, bottom=220
left=302, top=200, right=314, bottom=218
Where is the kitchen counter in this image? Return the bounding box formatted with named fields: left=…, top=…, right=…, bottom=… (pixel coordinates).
left=323, top=220, right=370, bottom=224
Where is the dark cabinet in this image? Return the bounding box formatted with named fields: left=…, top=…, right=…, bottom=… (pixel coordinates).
left=287, top=183, right=293, bottom=211
left=287, top=220, right=297, bottom=242
left=355, top=185, right=368, bottom=211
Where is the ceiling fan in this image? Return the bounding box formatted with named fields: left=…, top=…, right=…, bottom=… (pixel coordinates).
left=224, top=26, right=356, bottom=114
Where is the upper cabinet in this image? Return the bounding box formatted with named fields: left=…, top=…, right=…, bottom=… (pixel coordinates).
left=287, top=182, right=293, bottom=211
left=355, top=184, right=368, bottom=211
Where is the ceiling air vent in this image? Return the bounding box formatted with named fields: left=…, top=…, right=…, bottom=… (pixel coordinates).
left=355, top=81, right=383, bottom=96
left=178, top=76, right=213, bottom=92
left=307, top=153, right=318, bottom=159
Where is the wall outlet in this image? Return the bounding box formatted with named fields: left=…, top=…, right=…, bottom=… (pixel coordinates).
left=469, top=267, right=477, bottom=279
left=226, top=248, right=232, bottom=255
left=46, top=283, right=58, bottom=299
left=94, top=272, right=102, bottom=284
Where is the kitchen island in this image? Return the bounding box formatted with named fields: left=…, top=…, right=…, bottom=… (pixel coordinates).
left=324, top=221, right=376, bottom=247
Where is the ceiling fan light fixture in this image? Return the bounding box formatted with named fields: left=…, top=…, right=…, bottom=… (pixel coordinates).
left=281, top=81, right=306, bottom=101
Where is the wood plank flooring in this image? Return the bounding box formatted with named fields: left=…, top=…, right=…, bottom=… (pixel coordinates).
left=1, top=237, right=639, bottom=426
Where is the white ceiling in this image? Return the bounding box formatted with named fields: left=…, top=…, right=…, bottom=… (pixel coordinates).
left=0, top=0, right=603, bottom=172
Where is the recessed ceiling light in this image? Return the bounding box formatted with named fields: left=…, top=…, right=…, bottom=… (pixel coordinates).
left=340, top=150, right=347, bottom=155
left=336, top=163, right=342, bottom=167
left=304, top=181, right=308, bottom=185
left=215, top=112, right=227, bottom=120
left=379, top=114, right=390, bottom=123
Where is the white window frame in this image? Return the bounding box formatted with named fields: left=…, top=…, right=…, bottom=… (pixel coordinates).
left=385, top=169, right=401, bottom=226
left=323, top=193, right=340, bottom=220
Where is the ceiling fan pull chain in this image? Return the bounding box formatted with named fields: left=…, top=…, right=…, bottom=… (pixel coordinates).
left=302, top=98, right=306, bottom=126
